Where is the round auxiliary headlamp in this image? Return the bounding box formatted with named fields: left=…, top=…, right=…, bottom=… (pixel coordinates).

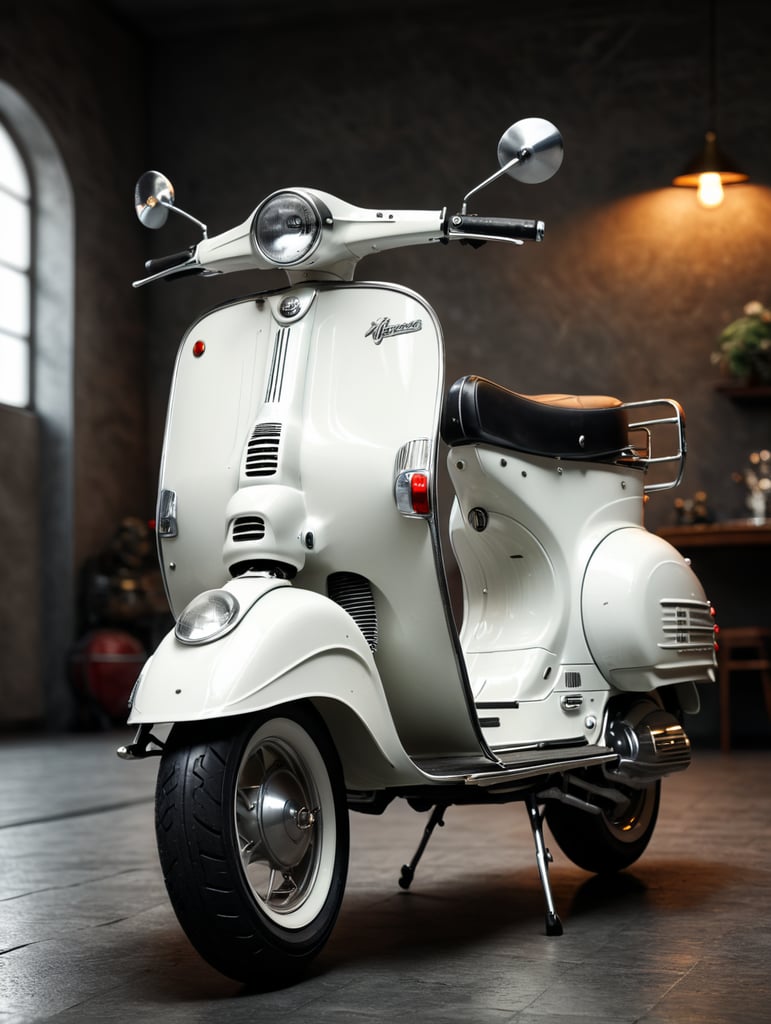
left=175, top=589, right=240, bottom=645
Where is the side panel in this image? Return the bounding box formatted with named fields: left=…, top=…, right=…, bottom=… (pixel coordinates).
left=157, top=299, right=273, bottom=612
left=154, top=284, right=484, bottom=761
left=295, top=285, right=483, bottom=758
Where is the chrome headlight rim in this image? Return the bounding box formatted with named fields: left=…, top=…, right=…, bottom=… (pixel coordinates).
left=175, top=589, right=241, bottom=646
left=251, top=189, right=326, bottom=267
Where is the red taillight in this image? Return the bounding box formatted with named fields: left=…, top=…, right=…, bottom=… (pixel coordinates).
left=192, top=340, right=206, bottom=358
left=410, top=472, right=430, bottom=515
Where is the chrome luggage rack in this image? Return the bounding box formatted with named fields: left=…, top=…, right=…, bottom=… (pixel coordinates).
left=619, top=398, right=686, bottom=493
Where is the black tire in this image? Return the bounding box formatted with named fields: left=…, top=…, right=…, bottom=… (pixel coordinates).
left=154, top=703, right=349, bottom=984
left=545, top=778, right=660, bottom=874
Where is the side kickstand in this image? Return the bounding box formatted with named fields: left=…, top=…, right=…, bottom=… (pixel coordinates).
left=398, top=803, right=448, bottom=890
left=525, top=792, right=563, bottom=936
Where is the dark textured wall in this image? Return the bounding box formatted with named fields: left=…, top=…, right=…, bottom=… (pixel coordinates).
left=142, top=0, right=771, bottom=536
left=1, top=1, right=149, bottom=560
left=0, top=1, right=149, bottom=722
left=0, top=404, right=41, bottom=721
left=0, top=0, right=770, bottom=726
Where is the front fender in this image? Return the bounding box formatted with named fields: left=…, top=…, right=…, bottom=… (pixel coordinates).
left=129, top=579, right=424, bottom=788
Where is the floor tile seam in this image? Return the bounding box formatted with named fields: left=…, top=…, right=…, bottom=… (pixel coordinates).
left=309, top=976, right=552, bottom=1018
left=0, top=940, right=38, bottom=955
left=638, top=958, right=700, bottom=1018
left=288, top=974, right=362, bottom=1015
left=0, top=865, right=159, bottom=904
left=507, top=959, right=691, bottom=1018
left=0, top=967, right=152, bottom=1022
left=479, top=958, right=585, bottom=1015
left=0, top=797, right=153, bottom=830
left=0, top=914, right=138, bottom=957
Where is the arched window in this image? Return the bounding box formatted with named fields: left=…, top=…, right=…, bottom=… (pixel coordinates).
left=0, top=81, right=75, bottom=726
left=0, top=118, right=31, bottom=408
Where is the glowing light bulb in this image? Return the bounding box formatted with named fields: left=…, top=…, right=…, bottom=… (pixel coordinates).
left=697, top=171, right=724, bottom=208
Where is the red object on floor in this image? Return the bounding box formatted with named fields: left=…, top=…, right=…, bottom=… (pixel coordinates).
left=71, top=629, right=146, bottom=720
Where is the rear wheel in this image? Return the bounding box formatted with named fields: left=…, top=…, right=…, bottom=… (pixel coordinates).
left=545, top=777, right=660, bottom=874
left=154, top=703, right=349, bottom=984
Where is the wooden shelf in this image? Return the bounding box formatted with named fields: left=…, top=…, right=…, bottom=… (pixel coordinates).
left=658, top=520, right=771, bottom=548
left=714, top=382, right=771, bottom=402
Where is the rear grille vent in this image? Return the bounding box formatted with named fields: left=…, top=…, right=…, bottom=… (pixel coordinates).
left=328, top=572, right=378, bottom=652
left=245, top=423, right=281, bottom=478
left=659, top=599, right=715, bottom=652
left=564, top=672, right=582, bottom=688
left=232, top=516, right=266, bottom=542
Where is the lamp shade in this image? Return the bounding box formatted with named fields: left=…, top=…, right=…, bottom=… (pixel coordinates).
left=672, top=130, right=748, bottom=186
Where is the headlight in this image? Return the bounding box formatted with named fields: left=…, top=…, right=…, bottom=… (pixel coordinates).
left=252, top=190, right=324, bottom=265
left=175, top=589, right=240, bottom=645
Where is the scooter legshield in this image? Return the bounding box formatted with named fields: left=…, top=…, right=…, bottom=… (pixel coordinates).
left=128, top=577, right=426, bottom=789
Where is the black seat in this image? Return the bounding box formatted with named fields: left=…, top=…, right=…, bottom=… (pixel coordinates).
left=441, top=375, right=629, bottom=460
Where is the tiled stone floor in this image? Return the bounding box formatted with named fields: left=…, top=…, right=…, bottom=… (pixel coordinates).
left=0, top=730, right=769, bottom=1022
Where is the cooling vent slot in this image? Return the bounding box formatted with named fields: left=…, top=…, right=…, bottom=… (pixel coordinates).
left=231, top=515, right=266, bottom=542
left=659, top=599, right=715, bottom=652
left=328, top=572, right=379, bottom=652
left=564, top=672, right=582, bottom=688
left=245, top=423, right=281, bottom=478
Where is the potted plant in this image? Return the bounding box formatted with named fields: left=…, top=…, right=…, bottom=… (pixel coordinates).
left=712, top=300, right=771, bottom=385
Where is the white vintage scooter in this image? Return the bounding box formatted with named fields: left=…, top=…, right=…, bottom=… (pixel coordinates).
left=119, top=118, right=716, bottom=984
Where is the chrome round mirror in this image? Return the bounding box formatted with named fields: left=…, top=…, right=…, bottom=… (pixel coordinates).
left=497, top=118, right=564, bottom=184
left=134, top=170, right=175, bottom=229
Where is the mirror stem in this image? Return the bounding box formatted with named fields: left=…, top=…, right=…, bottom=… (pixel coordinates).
left=161, top=199, right=208, bottom=238
left=461, top=152, right=527, bottom=214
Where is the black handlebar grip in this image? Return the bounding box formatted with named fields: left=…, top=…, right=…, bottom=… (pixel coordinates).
left=450, top=215, right=544, bottom=241
left=144, top=248, right=195, bottom=273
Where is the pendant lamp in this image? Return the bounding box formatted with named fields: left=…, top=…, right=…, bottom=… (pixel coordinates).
left=672, top=0, right=748, bottom=208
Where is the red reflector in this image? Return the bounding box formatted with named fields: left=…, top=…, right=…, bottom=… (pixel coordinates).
left=410, top=473, right=430, bottom=515
left=192, top=340, right=206, bottom=357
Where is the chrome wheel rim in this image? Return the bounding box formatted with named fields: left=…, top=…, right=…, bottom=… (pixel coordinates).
left=604, top=784, right=656, bottom=844
left=234, top=718, right=335, bottom=928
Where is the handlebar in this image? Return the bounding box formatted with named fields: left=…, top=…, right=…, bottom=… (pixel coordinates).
left=133, top=190, right=546, bottom=288
left=447, top=214, right=544, bottom=243
left=144, top=248, right=195, bottom=274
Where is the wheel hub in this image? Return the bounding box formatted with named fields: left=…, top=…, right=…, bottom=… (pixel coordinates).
left=255, top=766, right=317, bottom=870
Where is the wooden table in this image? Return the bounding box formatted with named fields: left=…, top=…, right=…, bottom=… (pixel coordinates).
left=657, top=519, right=771, bottom=746
left=658, top=520, right=771, bottom=549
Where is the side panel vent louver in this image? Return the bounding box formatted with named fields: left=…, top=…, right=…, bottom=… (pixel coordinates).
left=232, top=516, right=266, bottom=542
left=245, top=423, right=281, bottom=478
left=659, top=599, right=715, bottom=652
left=328, top=572, right=379, bottom=652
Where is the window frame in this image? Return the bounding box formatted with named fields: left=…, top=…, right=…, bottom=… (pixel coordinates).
left=0, top=114, right=34, bottom=410
left=0, top=78, right=76, bottom=728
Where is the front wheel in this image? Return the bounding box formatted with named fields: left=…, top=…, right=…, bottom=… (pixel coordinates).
left=545, top=778, right=660, bottom=874
left=155, top=703, right=349, bottom=984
